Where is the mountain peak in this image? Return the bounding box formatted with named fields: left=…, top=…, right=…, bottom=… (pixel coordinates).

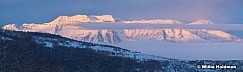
left=2, top=24, right=20, bottom=30
left=189, top=19, right=213, bottom=24
left=89, top=15, right=115, bottom=22
left=49, top=14, right=115, bottom=25
left=50, top=14, right=90, bottom=25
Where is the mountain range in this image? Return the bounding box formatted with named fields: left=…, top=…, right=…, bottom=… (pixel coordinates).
left=2, top=14, right=243, bottom=60
left=3, top=15, right=241, bottom=43
left=3, top=14, right=214, bottom=25
left=2, top=14, right=241, bottom=44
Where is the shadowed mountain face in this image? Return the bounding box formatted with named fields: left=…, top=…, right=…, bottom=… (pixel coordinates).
left=1, top=29, right=243, bottom=72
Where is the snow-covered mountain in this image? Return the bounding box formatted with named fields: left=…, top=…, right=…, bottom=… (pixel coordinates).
left=189, top=19, right=213, bottom=25
left=2, top=14, right=242, bottom=44
left=1, top=15, right=217, bottom=26
left=2, top=23, right=241, bottom=44
left=122, top=19, right=182, bottom=24
left=43, top=14, right=183, bottom=24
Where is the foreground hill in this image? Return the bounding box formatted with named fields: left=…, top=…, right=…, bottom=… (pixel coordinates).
left=0, top=29, right=243, bottom=72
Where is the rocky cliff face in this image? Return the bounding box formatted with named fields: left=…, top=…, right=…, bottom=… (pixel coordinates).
left=70, top=30, right=121, bottom=44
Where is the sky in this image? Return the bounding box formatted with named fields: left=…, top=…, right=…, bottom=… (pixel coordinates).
left=0, top=0, right=243, bottom=25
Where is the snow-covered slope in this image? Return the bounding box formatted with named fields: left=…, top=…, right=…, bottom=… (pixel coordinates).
left=122, top=19, right=182, bottom=24
left=34, top=36, right=169, bottom=60
left=189, top=19, right=213, bottom=25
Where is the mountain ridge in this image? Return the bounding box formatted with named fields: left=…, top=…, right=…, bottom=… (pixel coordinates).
left=1, top=14, right=216, bottom=26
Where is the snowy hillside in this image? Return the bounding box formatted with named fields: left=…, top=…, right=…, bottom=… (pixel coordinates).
left=0, top=29, right=168, bottom=61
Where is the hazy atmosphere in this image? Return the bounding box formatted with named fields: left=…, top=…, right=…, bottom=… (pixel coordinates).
left=1, top=0, right=243, bottom=25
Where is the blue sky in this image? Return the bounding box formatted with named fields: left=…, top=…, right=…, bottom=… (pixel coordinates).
left=0, top=0, right=243, bottom=25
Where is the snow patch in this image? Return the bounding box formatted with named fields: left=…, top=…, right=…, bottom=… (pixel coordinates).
left=43, top=42, right=53, bottom=47
left=1, top=36, right=13, bottom=40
